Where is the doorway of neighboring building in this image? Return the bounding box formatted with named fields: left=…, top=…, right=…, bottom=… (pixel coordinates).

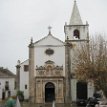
left=45, top=82, right=55, bottom=102
left=2, top=90, right=5, bottom=100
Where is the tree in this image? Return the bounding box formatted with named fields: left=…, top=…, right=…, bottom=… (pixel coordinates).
left=17, top=91, right=24, bottom=102
left=73, top=35, right=107, bottom=97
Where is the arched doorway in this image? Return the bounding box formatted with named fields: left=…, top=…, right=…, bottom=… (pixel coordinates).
left=73, top=29, right=80, bottom=39
left=45, top=82, right=55, bottom=102
left=77, top=82, right=87, bottom=99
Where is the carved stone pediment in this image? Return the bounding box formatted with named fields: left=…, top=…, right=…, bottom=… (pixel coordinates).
left=36, top=66, right=46, bottom=70
left=45, top=60, right=54, bottom=64
left=54, top=66, right=63, bottom=70
left=36, top=60, right=63, bottom=77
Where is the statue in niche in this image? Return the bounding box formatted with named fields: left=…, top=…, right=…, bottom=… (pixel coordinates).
left=46, top=65, right=53, bottom=75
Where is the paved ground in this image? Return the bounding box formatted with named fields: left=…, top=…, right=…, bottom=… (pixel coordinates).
left=0, top=103, right=5, bottom=107
left=0, top=101, right=81, bottom=107
left=0, top=105, right=77, bottom=107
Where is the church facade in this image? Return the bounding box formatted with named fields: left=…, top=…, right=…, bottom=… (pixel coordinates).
left=16, top=1, right=94, bottom=104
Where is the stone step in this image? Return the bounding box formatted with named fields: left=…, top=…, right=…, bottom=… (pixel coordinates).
left=44, top=103, right=52, bottom=107
left=21, top=102, right=74, bottom=107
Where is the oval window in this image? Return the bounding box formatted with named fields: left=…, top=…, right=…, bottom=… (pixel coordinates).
left=45, top=48, right=54, bottom=55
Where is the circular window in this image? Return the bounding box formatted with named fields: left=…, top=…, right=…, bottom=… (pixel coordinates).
left=45, top=48, right=54, bottom=55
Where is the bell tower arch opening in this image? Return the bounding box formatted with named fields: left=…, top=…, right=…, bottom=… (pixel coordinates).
left=45, top=82, right=55, bottom=102
left=73, top=29, right=80, bottom=39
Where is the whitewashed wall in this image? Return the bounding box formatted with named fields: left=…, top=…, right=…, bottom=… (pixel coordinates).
left=20, top=60, right=29, bottom=99
left=71, top=79, right=77, bottom=101
left=71, top=79, right=94, bottom=101
left=34, top=36, right=65, bottom=76
left=88, top=81, right=94, bottom=98
left=0, top=78, right=16, bottom=99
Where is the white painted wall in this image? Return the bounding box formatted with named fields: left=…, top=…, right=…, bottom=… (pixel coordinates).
left=88, top=81, right=94, bottom=98
left=20, top=60, right=29, bottom=99
left=0, top=78, right=16, bottom=99
left=71, top=79, right=94, bottom=102
left=71, top=79, right=77, bottom=101
left=34, top=35, right=65, bottom=76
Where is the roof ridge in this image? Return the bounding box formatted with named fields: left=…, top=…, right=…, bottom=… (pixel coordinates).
left=0, top=68, right=15, bottom=77
left=34, top=33, right=64, bottom=45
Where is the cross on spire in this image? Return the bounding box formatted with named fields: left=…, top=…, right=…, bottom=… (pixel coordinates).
left=48, top=26, right=52, bottom=35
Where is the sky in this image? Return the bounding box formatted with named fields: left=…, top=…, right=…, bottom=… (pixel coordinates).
left=0, top=0, right=107, bottom=73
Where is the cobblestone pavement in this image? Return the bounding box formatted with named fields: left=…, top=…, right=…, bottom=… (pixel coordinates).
left=0, top=105, right=5, bottom=107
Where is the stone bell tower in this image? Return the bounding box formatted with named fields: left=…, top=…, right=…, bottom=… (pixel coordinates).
left=64, top=0, right=89, bottom=41
left=64, top=0, right=89, bottom=102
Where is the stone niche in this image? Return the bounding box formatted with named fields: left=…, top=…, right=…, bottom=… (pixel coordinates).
left=35, top=78, right=64, bottom=103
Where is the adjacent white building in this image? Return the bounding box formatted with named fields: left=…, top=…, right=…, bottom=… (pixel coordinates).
left=0, top=68, right=16, bottom=100
left=19, top=60, right=29, bottom=100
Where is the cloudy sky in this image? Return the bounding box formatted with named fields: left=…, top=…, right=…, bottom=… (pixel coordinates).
left=0, top=0, right=107, bottom=73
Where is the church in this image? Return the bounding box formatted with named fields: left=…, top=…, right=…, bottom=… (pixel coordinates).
left=16, top=1, right=94, bottom=104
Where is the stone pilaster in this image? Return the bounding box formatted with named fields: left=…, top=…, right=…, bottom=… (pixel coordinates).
left=29, top=41, right=35, bottom=103
left=65, top=39, right=72, bottom=104
left=16, top=60, right=21, bottom=91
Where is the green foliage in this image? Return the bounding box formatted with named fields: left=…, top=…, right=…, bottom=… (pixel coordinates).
left=17, top=90, right=24, bottom=102
left=17, top=90, right=23, bottom=96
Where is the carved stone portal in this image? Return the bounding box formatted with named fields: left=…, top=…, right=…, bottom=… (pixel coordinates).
left=35, top=60, right=64, bottom=103
left=35, top=78, right=64, bottom=103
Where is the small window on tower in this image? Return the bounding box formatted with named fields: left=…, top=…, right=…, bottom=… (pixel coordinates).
left=73, top=29, right=80, bottom=39
left=25, top=85, right=27, bottom=89
left=24, top=65, right=29, bottom=71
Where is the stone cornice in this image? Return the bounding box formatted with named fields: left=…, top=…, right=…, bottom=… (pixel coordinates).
left=64, top=24, right=89, bottom=27
left=28, top=43, right=34, bottom=48
left=16, top=65, right=21, bottom=68
left=35, top=76, right=65, bottom=79
left=65, top=39, right=89, bottom=42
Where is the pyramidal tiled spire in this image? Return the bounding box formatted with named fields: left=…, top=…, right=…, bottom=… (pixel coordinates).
left=69, top=0, right=83, bottom=25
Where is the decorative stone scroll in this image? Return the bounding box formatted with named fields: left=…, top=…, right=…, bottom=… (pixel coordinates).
left=36, top=60, right=63, bottom=77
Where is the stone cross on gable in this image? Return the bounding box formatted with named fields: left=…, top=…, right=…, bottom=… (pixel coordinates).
left=48, top=26, right=52, bottom=34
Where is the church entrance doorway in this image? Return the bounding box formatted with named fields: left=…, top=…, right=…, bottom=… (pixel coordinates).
left=77, top=82, right=87, bottom=99
left=45, top=82, right=55, bottom=103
